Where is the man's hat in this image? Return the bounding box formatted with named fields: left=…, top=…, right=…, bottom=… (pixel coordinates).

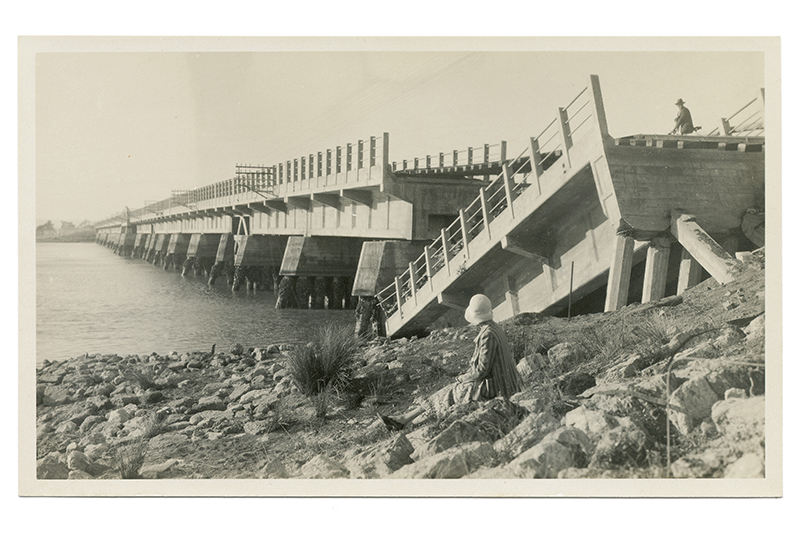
left=675, top=98, right=685, bottom=106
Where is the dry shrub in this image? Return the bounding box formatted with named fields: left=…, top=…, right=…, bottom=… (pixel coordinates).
left=285, top=324, right=364, bottom=397
left=115, top=441, right=149, bottom=479
left=124, top=364, right=160, bottom=391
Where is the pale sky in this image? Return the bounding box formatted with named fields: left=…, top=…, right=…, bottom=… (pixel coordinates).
left=33, top=45, right=765, bottom=224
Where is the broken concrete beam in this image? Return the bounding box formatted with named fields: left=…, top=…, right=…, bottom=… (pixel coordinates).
left=671, top=213, right=738, bottom=285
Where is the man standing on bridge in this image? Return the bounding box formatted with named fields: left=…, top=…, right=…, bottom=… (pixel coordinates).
left=670, top=98, right=697, bottom=134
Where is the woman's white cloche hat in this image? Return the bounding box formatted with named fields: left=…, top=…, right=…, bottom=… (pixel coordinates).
left=464, top=294, right=493, bottom=324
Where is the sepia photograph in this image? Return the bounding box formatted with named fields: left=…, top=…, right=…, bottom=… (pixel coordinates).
left=18, top=35, right=781, bottom=499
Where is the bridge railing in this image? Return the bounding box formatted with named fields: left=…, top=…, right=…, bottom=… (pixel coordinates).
left=392, top=142, right=507, bottom=173
left=273, top=133, right=389, bottom=194
left=98, top=134, right=388, bottom=226
left=708, top=90, right=765, bottom=137
left=376, top=78, right=604, bottom=327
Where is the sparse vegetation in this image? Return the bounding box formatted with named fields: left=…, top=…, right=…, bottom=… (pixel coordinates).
left=124, top=364, right=160, bottom=391
left=286, top=324, right=364, bottom=396
left=115, top=441, right=149, bottom=479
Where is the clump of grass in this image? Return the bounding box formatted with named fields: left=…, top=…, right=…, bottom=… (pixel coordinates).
left=124, top=364, right=160, bottom=391
left=505, top=327, right=558, bottom=363
left=285, top=324, right=364, bottom=397
left=141, top=412, right=163, bottom=440
left=115, top=441, right=149, bottom=479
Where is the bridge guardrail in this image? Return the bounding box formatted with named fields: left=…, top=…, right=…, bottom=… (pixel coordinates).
left=376, top=78, right=602, bottom=328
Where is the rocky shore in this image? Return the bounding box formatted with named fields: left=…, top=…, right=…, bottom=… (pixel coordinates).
left=36, top=250, right=768, bottom=481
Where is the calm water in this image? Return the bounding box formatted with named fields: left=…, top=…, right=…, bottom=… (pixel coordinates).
left=36, top=243, right=355, bottom=363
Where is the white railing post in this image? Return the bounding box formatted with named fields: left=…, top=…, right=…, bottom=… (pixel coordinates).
left=501, top=163, right=515, bottom=219
left=394, top=276, right=403, bottom=318
left=557, top=107, right=573, bottom=169
left=441, top=228, right=452, bottom=275
left=382, top=132, right=390, bottom=174
left=500, top=140, right=507, bottom=163
left=408, top=261, right=418, bottom=304
left=719, top=117, right=732, bottom=136
left=529, top=136, right=543, bottom=195
left=479, top=187, right=492, bottom=240
left=459, top=209, right=471, bottom=259
left=424, top=246, right=434, bottom=289
left=588, top=74, right=610, bottom=139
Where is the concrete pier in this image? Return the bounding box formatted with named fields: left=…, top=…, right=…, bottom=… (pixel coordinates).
left=132, top=233, right=149, bottom=259
left=151, top=234, right=170, bottom=266
left=231, top=235, right=287, bottom=291
left=117, top=232, right=136, bottom=257
left=163, top=233, right=191, bottom=271
left=275, top=236, right=363, bottom=308
left=641, top=237, right=671, bottom=303
left=604, top=231, right=635, bottom=312
left=208, top=233, right=235, bottom=286
left=182, top=233, right=221, bottom=277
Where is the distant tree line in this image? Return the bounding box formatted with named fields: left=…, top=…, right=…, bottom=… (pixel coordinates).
left=36, top=220, right=95, bottom=242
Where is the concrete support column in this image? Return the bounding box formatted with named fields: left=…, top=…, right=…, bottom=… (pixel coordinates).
left=276, top=276, right=298, bottom=309
left=355, top=296, right=386, bottom=338
left=671, top=212, right=738, bottom=284
left=641, top=237, right=671, bottom=303
left=677, top=247, right=703, bottom=295
left=604, top=232, right=635, bottom=312
left=208, top=234, right=235, bottom=286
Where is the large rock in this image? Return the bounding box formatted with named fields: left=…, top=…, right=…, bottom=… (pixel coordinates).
left=259, top=459, right=290, bottom=479
left=415, top=400, right=523, bottom=459
left=140, top=458, right=180, bottom=479
left=300, top=455, right=350, bottom=479
left=191, top=395, right=227, bottom=413
left=43, top=385, right=73, bottom=406
left=67, top=450, right=107, bottom=476
left=563, top=406, right=619, bottom=440
left=670, top=448, right=729, bottom=478
left=589, top=426, right=650, bottom=469
left=669, top=376, right=721, bottom=434
left=547, top=342, right=586, bottom=371
left=346, top=434, right=415, bottom=479
left=37, top=452, right=69, bottom=479
left=392, top=442, right=497, bottom=479
left=711, top=396, right=765, bottom=450
left=240, top=389, right=279, bottom=408
left=79, top=415, right=105, bottom=433
left=508, top=427, right=592, bottom=478
left=724, top=453, right=764, bottom=478
left=493, top=411, right=560, bottom=459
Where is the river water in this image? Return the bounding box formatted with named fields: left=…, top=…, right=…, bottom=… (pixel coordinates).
left=36, top=243, right=355, bottom=364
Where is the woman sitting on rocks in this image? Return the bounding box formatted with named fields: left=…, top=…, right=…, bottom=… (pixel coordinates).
left=379, top=294, right=522, bottom=431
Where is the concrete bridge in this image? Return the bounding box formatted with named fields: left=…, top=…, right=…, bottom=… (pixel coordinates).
left=96, top=75, right=765, bottom=336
